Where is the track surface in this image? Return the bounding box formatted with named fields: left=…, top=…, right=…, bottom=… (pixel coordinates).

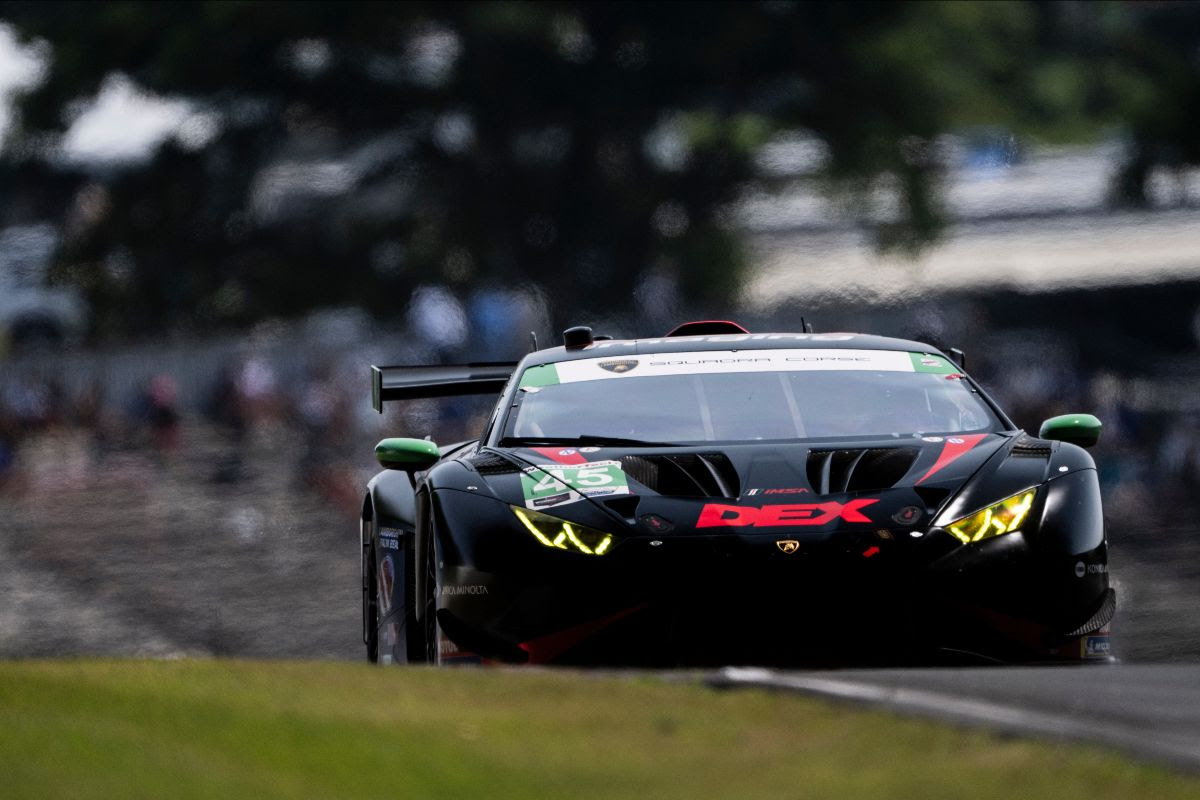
left=710, top=664, right=1200, bottom=773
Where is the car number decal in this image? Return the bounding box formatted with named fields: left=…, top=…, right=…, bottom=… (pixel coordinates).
left=520, top=460, right=631, bottom=510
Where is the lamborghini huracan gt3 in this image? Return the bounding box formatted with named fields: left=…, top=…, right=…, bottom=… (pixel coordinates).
left=361, top=321, right=1113, bottom=666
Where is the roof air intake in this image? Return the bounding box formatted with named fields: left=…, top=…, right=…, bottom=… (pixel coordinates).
left=563, top=326, right=594, bottom=350
left=665, top=320, right=749, bottom=337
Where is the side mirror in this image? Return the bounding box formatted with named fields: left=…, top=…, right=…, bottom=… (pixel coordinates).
left=1038, top=414, right=1102, bottom=449
left=375, top=437, right=440, bottom=471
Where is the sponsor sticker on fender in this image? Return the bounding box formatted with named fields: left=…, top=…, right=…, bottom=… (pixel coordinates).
left=520, top=460, right=630, bottom=510
left=1074, top=561, right=1108, bottom=578
left=697, top=499, right=879, bottom=528
left=1082, top=634, right=1111, bottom=659
left=442, top=584, right=489, bottom=596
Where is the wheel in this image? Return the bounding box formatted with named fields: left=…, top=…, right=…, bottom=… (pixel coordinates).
left=422, top=524, right=441, bottom=664
left=400, top=525, right=425, bottom=663
left=362, top=517, right=379, bottom=663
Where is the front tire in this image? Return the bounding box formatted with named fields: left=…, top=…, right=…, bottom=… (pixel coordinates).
left=362, top=517, right=379, bottom=663
left=421, top=524, right=441, bottom=664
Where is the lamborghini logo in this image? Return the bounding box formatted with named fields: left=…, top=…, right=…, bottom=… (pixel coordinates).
left=776, top=539, right=800, bottom=554
left=599, top=359, right=638, bottom=373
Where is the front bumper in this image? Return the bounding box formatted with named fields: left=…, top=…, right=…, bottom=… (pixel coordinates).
left=435, top=525, right=1114, bottom=666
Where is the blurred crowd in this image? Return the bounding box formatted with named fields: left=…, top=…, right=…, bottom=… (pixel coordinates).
left=0, top=318, right=1196, bottom=530
left=972, top=356, right=1198, bottom=528
left=0, top=341, right=486, bottom=521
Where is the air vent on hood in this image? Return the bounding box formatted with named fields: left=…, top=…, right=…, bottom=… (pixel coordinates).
left=620, top=453, right=739, bottom=498
left=1011, top=435, right=1053, bottom=458
left=914, top=486, right=952, bottom=513
left=467, top=452, right=520, bottom=475
left=806, top=448, right=919, bottom=495
left=602, top=495, right=641, bottom=519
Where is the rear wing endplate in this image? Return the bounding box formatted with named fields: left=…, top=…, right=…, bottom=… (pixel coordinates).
left=371, top=362, right=517, bottom=412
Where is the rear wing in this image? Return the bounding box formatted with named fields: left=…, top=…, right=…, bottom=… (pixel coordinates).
left=371, top=362, right=517, bottom=412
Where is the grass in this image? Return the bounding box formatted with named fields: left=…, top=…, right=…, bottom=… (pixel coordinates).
left=0, top=659, right=1196, bottom=799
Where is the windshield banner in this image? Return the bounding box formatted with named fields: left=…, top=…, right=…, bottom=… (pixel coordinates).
left=519, top=350, right=957, bottom=388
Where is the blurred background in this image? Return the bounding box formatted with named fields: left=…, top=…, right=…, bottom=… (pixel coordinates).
left=0, top=1, right=1197, bottom=662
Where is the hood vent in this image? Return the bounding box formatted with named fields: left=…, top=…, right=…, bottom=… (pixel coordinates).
left=806, top=447, right=920, bottom=495
left=468, top=452, right=521, bottom=475
left=1011, top=435, right=1053, bottom=458
left=914, top=485, right=952, bottom=513
left=620, top=453, right=739, bottom=498
left=602, top=495, right=641, bottom=519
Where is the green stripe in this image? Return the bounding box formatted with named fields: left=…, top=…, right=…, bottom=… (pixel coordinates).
left=518, top=363, right=560, bottom=388
left=909, top=352, right=958, bottom=374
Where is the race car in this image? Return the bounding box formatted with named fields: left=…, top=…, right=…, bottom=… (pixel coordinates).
left=360, top=321, right=1113, bottom=667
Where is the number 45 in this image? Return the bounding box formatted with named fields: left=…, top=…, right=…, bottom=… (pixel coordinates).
left=533, top=466, right=613, bottom=492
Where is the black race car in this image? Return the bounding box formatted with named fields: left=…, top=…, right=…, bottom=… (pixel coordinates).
left=360, top=321, right=1113, bottom=667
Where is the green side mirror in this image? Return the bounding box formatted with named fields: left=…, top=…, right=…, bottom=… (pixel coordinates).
left=1038, top=414, right=1102, bottom=449
left=375, top=437, right=440, bottom=471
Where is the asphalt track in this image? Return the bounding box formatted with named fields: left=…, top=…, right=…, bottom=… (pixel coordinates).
left=707, top=664, right=1200, bottom=773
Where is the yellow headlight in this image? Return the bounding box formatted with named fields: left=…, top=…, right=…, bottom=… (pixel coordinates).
left=944, top=488, right=1036, bottom=545
left=511, top=506, right=616, bottom=556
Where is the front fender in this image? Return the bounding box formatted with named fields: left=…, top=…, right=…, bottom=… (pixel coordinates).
left=1034, top=468, right=1104, bottom=557
left=367, top=469, right=417, bottom=527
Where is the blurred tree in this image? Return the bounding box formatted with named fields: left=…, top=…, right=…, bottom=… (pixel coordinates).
left=1100, top=2, right=1200, bottom=207
left=0, top=1, right=1193, bottom=337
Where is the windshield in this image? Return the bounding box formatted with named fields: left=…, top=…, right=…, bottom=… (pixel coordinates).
left=503, top=349, right=1002, bottom=444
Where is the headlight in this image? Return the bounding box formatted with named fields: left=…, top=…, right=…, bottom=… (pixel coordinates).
left=511, top=506, right=615, bottom=556
left=942, top=488, right=1036, bottom=545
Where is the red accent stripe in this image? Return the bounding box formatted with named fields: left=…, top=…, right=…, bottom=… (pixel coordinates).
left=518, top=604, right=647, bottom=664
left=914, top=434, right=988, bottom=485
left=530, top=447, right=588, bottom=465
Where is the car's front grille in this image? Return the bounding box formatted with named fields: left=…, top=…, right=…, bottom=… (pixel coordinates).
left=805, top=448, right=920, bottom=495
left=620, top=453, right=740, bottom=498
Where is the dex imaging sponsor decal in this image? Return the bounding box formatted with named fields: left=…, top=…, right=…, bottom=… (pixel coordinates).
left=697, top=499, right=879, bottom=528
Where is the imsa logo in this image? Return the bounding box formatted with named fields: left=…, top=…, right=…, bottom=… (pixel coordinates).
left=599, top=359, right=638, bottom=373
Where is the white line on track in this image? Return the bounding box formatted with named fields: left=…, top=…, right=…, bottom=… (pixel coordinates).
left=711, top=667, right=1200, bottom=773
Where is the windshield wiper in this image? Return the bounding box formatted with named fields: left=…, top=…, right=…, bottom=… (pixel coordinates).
left=499, top=434, right=682, bottom=448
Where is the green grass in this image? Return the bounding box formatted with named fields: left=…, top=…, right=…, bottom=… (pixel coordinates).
left=0, top=660, right=1196, bottom=799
